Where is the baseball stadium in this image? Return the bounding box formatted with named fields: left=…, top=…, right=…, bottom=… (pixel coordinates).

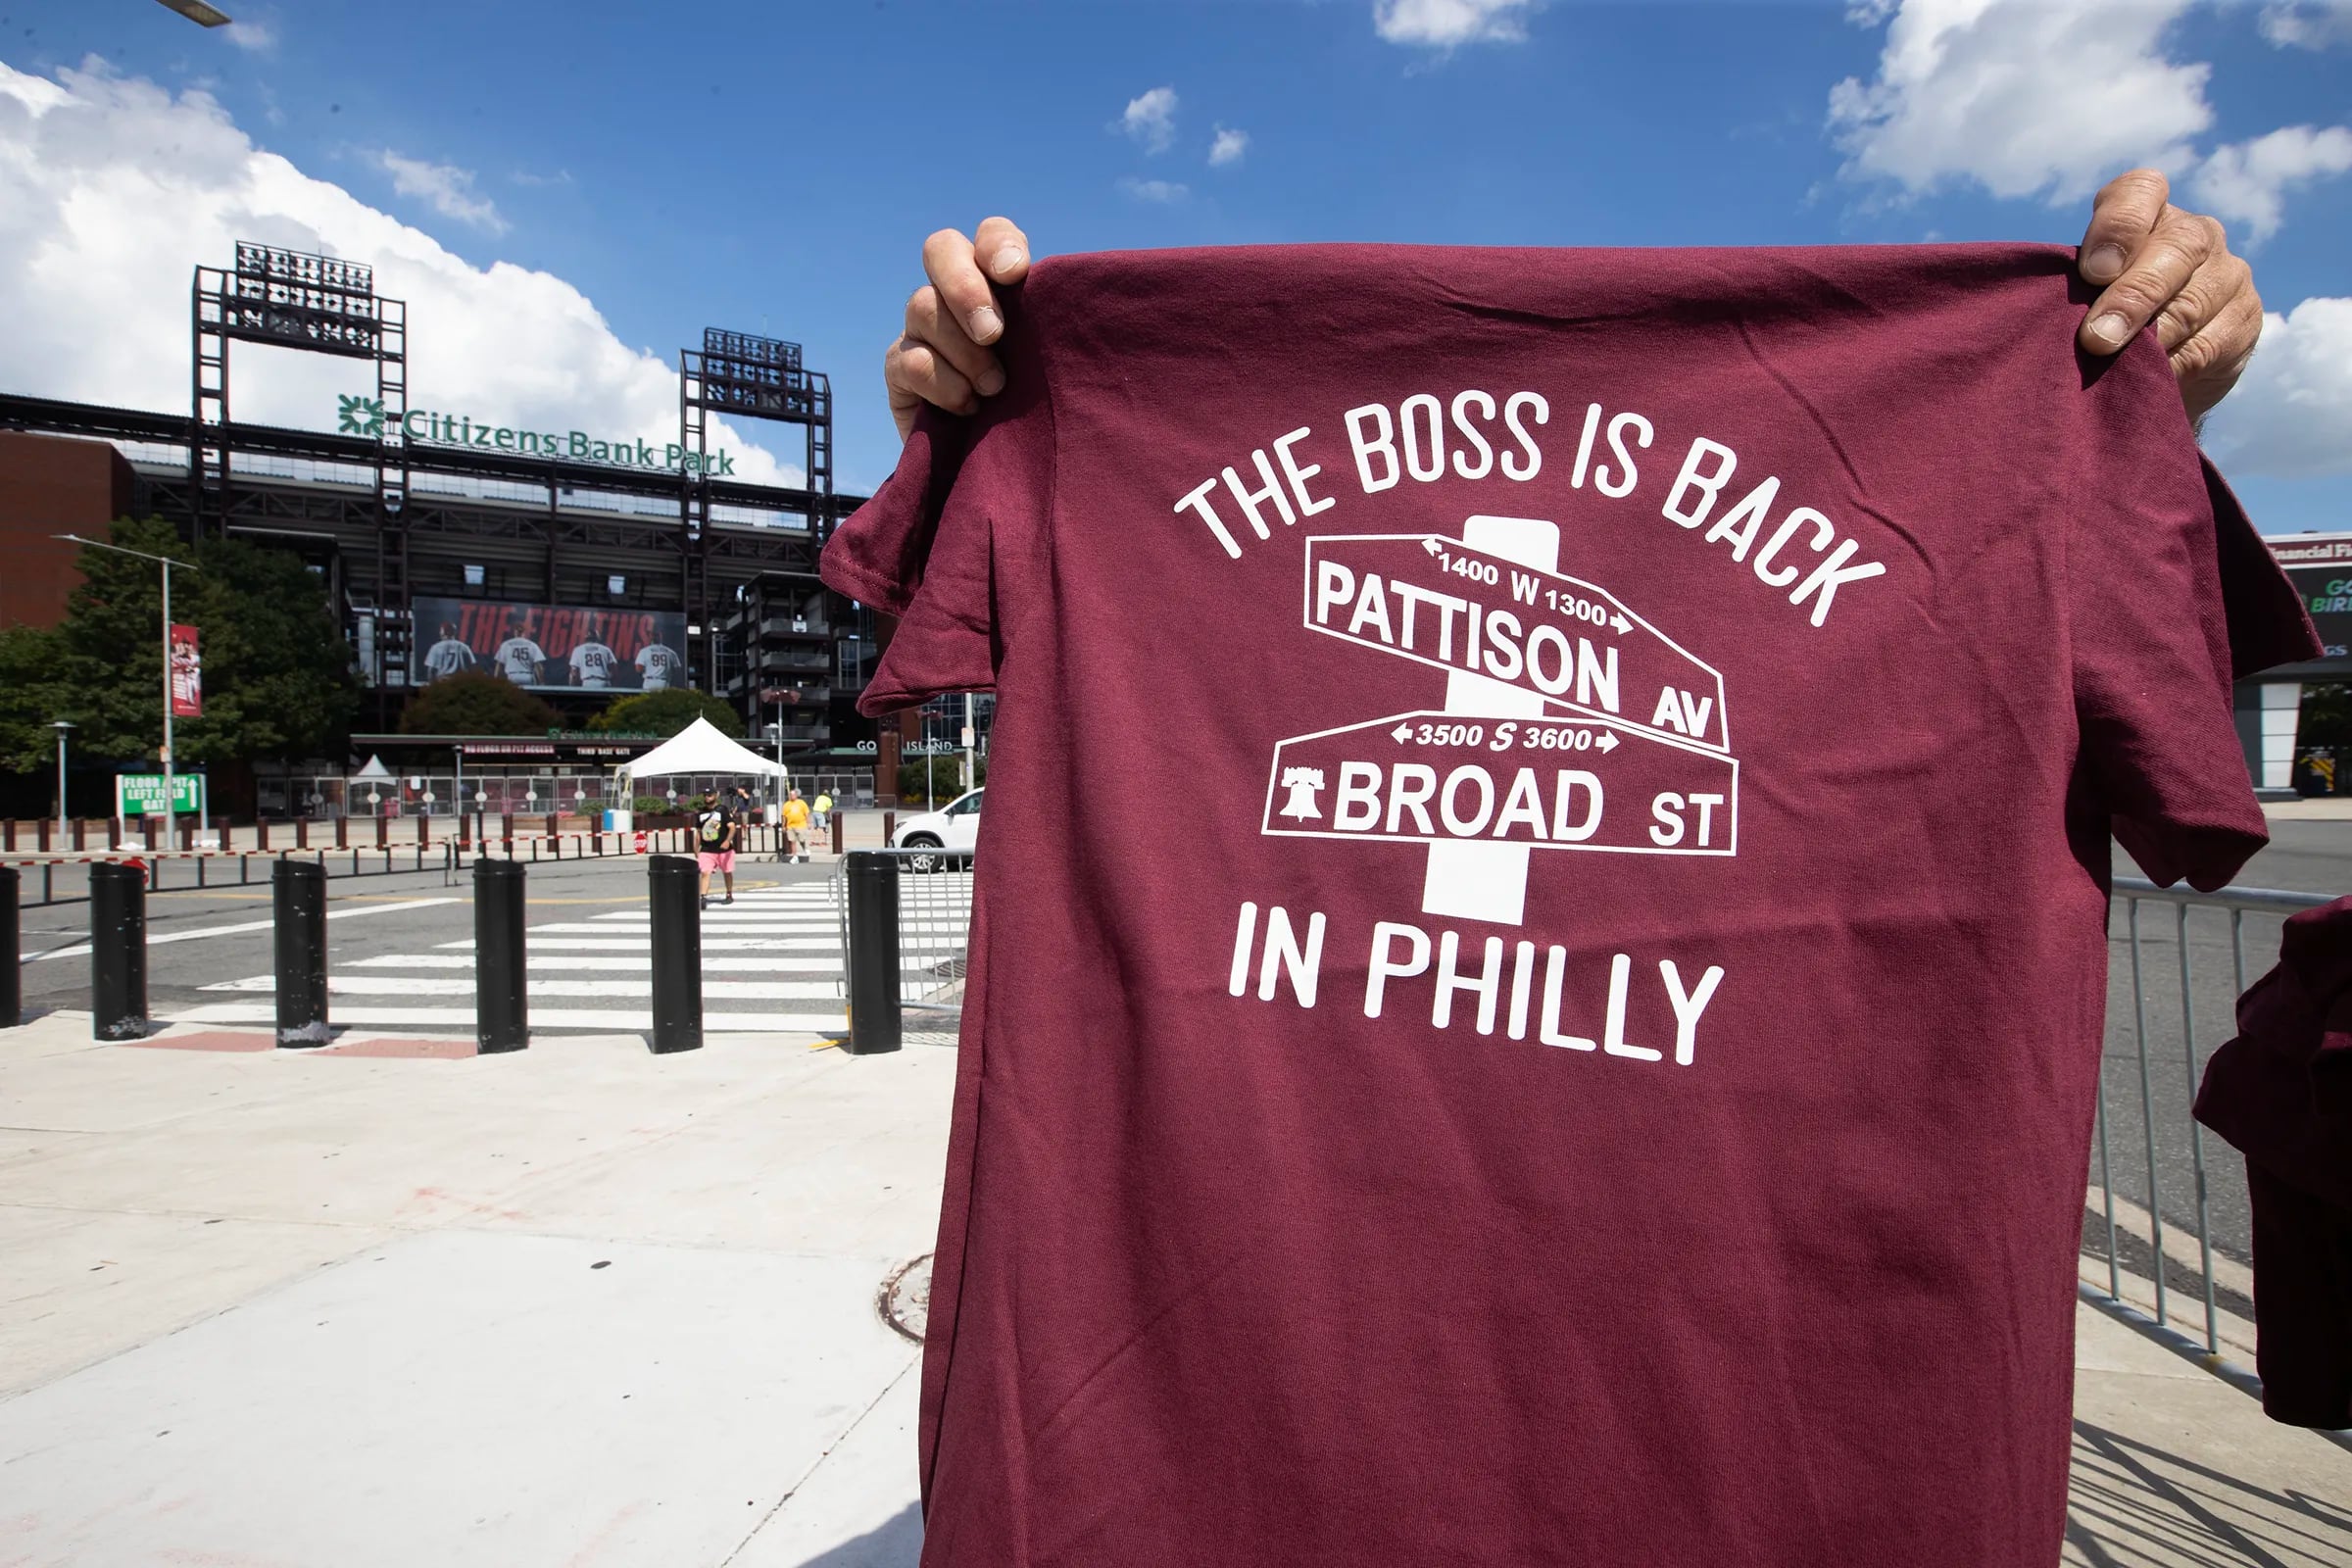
left=0, top=240, right=994, bottom=817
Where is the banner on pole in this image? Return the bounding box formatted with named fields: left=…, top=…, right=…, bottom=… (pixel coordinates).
left=170, top=624, right=203, bottom=717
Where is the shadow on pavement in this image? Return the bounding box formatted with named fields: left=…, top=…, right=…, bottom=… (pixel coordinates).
left=2067, top=1421, right=2352, bottom=1566
left=784, top=1502, right=922, bottom=1568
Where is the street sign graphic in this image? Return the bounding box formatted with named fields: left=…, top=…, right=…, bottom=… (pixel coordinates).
left=1303, top=531, right=1729, bottom=752
left=1260, top=711, right=1737, bottom=856
left=1268, top=514, right=1742, bottom=926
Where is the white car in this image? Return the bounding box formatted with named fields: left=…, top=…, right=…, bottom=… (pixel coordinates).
left=891, top=787, right=982, bottom=871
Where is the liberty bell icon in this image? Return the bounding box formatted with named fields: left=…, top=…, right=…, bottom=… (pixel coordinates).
left=1277, top=766, right=1326, bottom=822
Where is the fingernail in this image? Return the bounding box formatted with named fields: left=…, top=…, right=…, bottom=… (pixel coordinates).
left=970, top=306, right=1003, bottom=342
left=2084, top=312, right=2131, bottom=350
left=2083, top=244, right=2126, bottom=281
left=976, top=365, right=1006, bottom=396
left=990, top=246, right=1027, bottom=277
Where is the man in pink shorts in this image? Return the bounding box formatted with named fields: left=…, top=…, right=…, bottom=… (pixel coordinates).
left=693, top=788, right=739, bottom=907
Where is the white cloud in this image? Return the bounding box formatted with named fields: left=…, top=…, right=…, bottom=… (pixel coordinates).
left=221, top=21, right=275, bottom=54
left=1208, top=125, right=1249, bottom=168
left=1372, top=0, right=1533, bottom=49
left=1828, top=0, right=2210, bottom=203
left=2259, top=2, right=2352, bottom=47
left=2202, top=297, right=2352, bottom=478
left=1829, top=1, right=2352, bottom=244
left=371, top=150, right=508, bottom=235
left=1117, top=176, right=1189, bottom=204
left=2191, top=124, right=2352, bottom=243
left=0, top=58, right=804, bottom=487
left=1119, top=86, right=1178, bottom=154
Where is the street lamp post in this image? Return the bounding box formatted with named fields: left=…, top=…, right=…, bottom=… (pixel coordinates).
left=50, top=721, right=74, bottom=838
left=56, top=534, right=200, bottom=838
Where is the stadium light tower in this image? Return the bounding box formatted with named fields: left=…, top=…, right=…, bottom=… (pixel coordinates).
left=56, top=535, right=201, bottom=836
left=154, top=0, right=233, bottom=25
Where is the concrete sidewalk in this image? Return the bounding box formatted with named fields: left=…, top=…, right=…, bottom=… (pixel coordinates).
left=1, top=1011, right=2345, bottom=1566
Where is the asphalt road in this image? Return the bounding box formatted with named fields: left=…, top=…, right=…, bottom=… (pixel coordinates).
left=15, top=852, right=842, bottom=1023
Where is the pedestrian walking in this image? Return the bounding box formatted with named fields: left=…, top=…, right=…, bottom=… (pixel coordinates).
left=812, top=791, right=832, bottom=835
left=693, top=787, right=738, bottom=906
left=731, top=784, right=759, bottom=856
left=782, top=787, right=812, bottom=864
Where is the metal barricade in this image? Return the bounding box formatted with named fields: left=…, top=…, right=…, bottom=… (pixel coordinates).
left=835, top=848, right=977, bottom=1043
left=2085, top=875, right=2333, bottom=1379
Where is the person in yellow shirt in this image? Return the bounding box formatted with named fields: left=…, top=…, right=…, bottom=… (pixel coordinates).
left=782, top=788, right=811, bottom=864
left=813, top=791, right=833, bottom=834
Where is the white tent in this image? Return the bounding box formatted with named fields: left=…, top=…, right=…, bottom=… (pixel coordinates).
left=616, top=717, right=789, bottom=793
left=351, top=754, right=394, bottom=780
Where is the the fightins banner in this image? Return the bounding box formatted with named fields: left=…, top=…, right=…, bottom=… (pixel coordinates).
left=412, top=597, right=690, bottom=693
left=169, top=623, right=202, bottom=718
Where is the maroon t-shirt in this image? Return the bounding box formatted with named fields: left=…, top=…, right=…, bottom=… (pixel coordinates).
left=823, top=244, right=2316, bottom=1568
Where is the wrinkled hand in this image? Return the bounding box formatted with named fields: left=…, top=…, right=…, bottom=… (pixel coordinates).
left=887, top=182, right=2261, bottom=441
left=886, top=218, right=1032, bottom=442
left=2076, top=169, right=2261, bottom=423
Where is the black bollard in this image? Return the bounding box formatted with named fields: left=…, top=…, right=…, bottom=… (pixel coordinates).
left=89, top=861, right=147, bottom=1041
left=272, top=858, right=330, bottom=1047
left=0, top=867, right=18, bottom=1029
left=844, top=852, right=903, bottom=1055
left=647, top=855, right=702, bottom=1054
left=473, top=858, right=527, bottom=1053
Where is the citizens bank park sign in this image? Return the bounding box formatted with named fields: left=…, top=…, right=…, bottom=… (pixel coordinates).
left=335, top=394, right=738, bottom=477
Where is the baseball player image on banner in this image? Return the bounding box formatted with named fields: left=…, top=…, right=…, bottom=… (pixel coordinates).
left=169, top=623, right=202, bottom=717
left=412, top=597, right=689, bottom=693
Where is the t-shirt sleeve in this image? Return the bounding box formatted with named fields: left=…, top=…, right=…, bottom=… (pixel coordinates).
left=2070, top=347, right=2315, bottom=892
left=2203, top=456, right=2322, bottom=678
left=822, top=312, right=1054, bottom=715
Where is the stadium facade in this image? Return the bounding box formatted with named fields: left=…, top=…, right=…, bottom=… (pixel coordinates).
left=0, top=241, right=934, bottom=795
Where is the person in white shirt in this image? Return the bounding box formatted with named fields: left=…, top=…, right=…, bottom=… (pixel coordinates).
left=569, top=619, right=620, bottom=689
left=420, top=622, right=477, bottom=682
left=494, top=623, right=546, bottom=686
left=636, top=641, right=683, bottom=691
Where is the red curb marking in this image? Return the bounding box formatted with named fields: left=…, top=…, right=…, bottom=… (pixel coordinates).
left=318, top=1037, right=478, bottom=1059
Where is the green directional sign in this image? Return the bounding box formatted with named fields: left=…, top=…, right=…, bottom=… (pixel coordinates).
left=116, top=773, right=205, bottom=815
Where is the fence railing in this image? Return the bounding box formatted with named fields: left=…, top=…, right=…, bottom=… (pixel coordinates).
left=835, top=849, right=976, bottom=1052
left=6, top=821, right=807, bottom=907
left=2088, top=874, right=2347, bottom=1441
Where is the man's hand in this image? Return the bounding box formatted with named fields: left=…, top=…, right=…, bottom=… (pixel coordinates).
left=887, top=217, right=1032, bottom=442
left=2077, top=169, right=2261, bottom=423
left=886, top=183, right=2261, bottom=440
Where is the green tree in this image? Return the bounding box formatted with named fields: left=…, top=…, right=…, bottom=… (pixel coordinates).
left=0, top=517, right=360, bottom=771
left=899, top=756, right=966, bottom=808
left=2297, top=683, right=2352, bottom=752
left=399, top=671, right=562, bottom=736
left=592, top=688, right=744, bottom=738
left=0, top=624, right=70, bottom=772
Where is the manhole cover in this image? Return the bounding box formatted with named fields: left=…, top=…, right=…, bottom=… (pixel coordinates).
left=880, top=1253, right=932, bottom=1343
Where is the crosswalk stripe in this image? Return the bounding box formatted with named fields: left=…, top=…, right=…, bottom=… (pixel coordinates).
left=350, top=954, right=839, bottom=972
left=435, top=937, right=840, bottom=952
left=199, top=976, right=844, bottom=999
left=159, top=871, right=966, bottom=1038
left=580, top=916, right=962, bottom=932
left=514, top=930, right=844, bottom=948
left=168, top=1004, right=849, bottom=1033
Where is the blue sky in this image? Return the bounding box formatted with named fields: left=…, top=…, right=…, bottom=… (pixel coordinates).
left=0, top=0, right=2345, bottom=529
